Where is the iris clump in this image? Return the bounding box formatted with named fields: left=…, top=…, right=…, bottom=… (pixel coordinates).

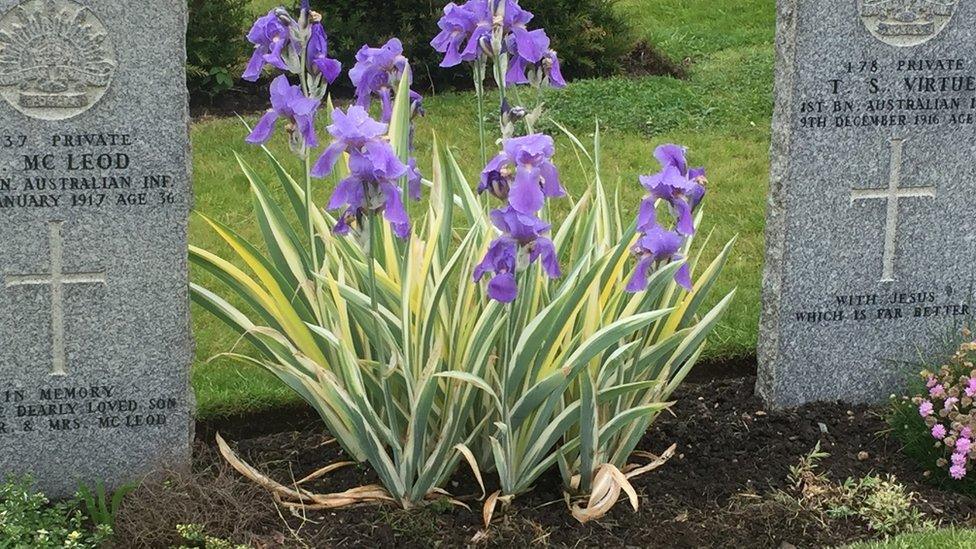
left=192, top=0, right=735, bottom=525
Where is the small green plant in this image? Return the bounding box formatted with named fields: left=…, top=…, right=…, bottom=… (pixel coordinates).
left=175, top=523, right=251, bottom=549
left=76, top=480, right=135, bottom=531
left=0, top=477, right=112, bottom=549
left=779, top=445, right=934, bottom=537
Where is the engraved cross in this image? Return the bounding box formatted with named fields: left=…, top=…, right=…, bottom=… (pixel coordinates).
left=851, top=137, right=936, bottom=283
left=4, top=221, right=106, bottom=376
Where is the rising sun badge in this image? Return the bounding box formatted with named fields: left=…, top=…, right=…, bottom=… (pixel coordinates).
left=859, top=0, right=959, bottom=47
left=0, top=0, right=116, bottom=120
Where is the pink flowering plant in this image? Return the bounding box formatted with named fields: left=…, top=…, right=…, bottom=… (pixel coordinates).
left=192, top=0, right=735, bottom=524
left=893, top=329, right=976, bottom=490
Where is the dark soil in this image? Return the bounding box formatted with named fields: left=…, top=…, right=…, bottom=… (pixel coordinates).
left=115, top=374, right=976, bottom=548
left=190, top=80, right=271, bottom=120
left=620, top=40, right=689, bottom=80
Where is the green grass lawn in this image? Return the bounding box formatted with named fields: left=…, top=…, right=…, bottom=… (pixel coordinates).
left=848, top=529, right=976, bottom=548
left=190, top=0, right=775, bottom=417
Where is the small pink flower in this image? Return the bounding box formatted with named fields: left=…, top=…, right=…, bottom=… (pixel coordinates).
left=963, top=427, right=973, bottom=439
left=932, top=424, right=948, bottom=439
left=951, top=464, right=967, bottom=480
left=952, top=452, right=968, bottom=466
left=919, top=400, right=934, bottom=417
left=945, top=397, right=960, bottom=411
left=967, top=379, right=976, bottom=397
left=958, top=437, right=972, bottom=454
left=927, top=376, right=939, bottom=388
left=930, top=384, right=946, bottom=398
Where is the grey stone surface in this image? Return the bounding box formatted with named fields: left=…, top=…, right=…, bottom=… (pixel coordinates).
left=759, top=0, right=976, bottom=408
left=0, top=0, right=193, bottom=497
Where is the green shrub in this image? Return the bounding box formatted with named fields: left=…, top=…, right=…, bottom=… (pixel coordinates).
left=187, top=0, right=251, bottom=100
left=301, top=0, right=635, bottom=91
left=524, top=0, right=635, bottom=79
left=0, top=477, right=112, bottom=548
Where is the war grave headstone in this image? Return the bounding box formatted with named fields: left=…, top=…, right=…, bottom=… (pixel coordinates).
left=0, top=0, right=193, bottom=496
left=759, top=0, right=976, bottom=407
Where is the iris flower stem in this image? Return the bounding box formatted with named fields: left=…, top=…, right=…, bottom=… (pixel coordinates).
left=512, top=85, right=533, bottom=135
left=296, top=31, right=320, bottom=279
left=304, top=152, right=318, bottom=277
left=500, top=268, right=520, bottom=490
left=367, top=214, right=382, bottom=355
left=534, top=82, right=544, bottom=115
left=474, top=65, right=488, bottom=167
left=492, top=56, right=508, bottom=133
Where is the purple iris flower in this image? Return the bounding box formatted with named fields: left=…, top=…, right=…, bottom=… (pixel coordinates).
left=449, top=0, right=536, bottom=61
left=540, top=51, right=567, bottom=87
left=501, top=0, right=534, bottom=29
left=328, top=140, right=412, bottom=239
left=454, top=0, right=494, bottom=61
left=474, top=206, right=560, bottom=302
left=654, top=144, right=707, bottom=209
left=686, top=167, right=707, bottom=208
left=431, top=1, right=485, bottom=67
left=626, top=223, right=691, bottom=292
left=473, top=238, right=519, bottom=302
left=410, top=90, right=425, bottom=118
left=480, top=134, right=564, bottom=215
left=246, top=75, right=320, bottom=148
left=638, top=144, right=707, bottom=236
left=311, top=106, right=388, bottom=178
left=243, top=10, right=292, bottom=81
left=307, top=22, right=342, bottom=84
left=349, top=38, right=409, bottom=123
left=508, top=49, right=567, bottom=88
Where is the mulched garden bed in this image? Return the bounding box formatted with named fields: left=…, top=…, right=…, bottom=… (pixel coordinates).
left=114, top=373, right=976, bottom=548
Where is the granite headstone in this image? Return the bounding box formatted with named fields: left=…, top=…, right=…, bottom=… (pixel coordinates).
left=0, top=0, right=193, bottom=496
left=759, top=0, right=976, bottom=407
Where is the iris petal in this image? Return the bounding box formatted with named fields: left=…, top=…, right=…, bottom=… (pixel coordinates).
left=245, top=111, right=279, bottom=144
left=488, top=273, right=518, bottom=303
left=509, top=166, right=544, bottom=214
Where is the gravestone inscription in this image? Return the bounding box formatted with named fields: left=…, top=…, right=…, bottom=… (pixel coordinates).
left=0, top=0, right=193, bottom=496
left=758, top=0, right=976, bottom=407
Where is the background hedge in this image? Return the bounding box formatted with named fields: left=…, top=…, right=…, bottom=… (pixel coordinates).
left=187, top=0, right=251, bottom=99
left=312, top=0, right=635, bottom=92
left=186, top=0, right=636, bottom=100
